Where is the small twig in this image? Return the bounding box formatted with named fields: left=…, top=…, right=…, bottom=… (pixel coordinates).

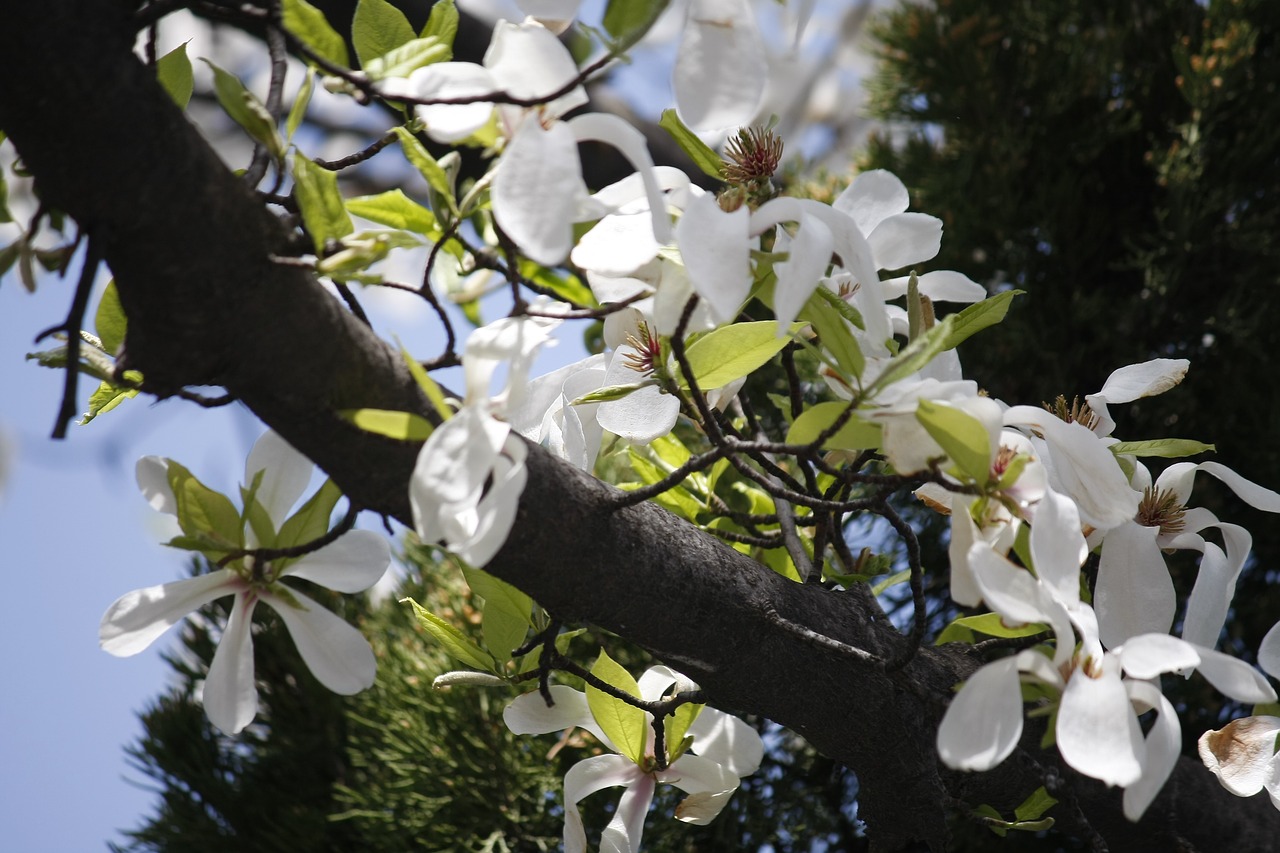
left=607, top=445, right=731, bottom=510
left=334, top=281, right=372, bottom=327
left=876, top=498, right=928, bottom=672
left=49, top=228, right=100, bottom=439
left=243, top=0, right=287, bottom=188
left=315, top=128, right=398, bottom=171
left=764, top=604, right=884, bottom=668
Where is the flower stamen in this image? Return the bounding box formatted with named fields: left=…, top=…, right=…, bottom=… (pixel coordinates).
left=1043, top=394, right=1099, bottom=431
left=1135, top=486, right=1187, bottom=538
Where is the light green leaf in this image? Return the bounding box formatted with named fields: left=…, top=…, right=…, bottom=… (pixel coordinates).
left=572, top=381, right=655, bottom=406
left=626, top=452, right=702, bottom=521
left=682, top=321, right=803, bottom=390
left=399, top=345, right=453, bottom=422
left=405, top=598, right=497, bottom=673
left=760, top=544, right=804, bottom=582
left=282, top=0, right=349, bottom=68
left=937, top=289, right=1022, bottom=351
left=658, top=109, right=724, bottom=180
left=166, top=461, right=243, bottom=549
left=80, top=379, right=139, bottom=425
left=94, top=280, right=127, bottom=355
left=936, top=612, right=1047, bottom=646
left=663, top=700, right=704, bottom=763
left=604, top=0, right=672, bottom=50
left=155, top=44, right=194, bottom=109
left=420, top=0, right=458, bottom=55
left=800, top=290, right=864, bottom=379
left=347, top=189, right=439, bottom=236
left=785, top=401, right=881, bottom=450
left=391, top=127, right=456, bottom=213
left=286, top=69, right=315, bottom=140
left=519, top=259, right=594, bottom=307
left=203, top=60, right=283, bottom=158
left=463, top=566, right=533, bottom=666
left=276, top=478, right=342, bottom=550
left=1109, top=438, right=1216, bottom=459
left=292, top=154, right=354, bottom=252
left=1013, top=786, right=1058, bottom=822
left=339, top=407, right=433, bottom=441
left=353, top=0, right=415, bottom=69
left=865, top=314, right=956, bottom=397
left=587, top=650, right=648, bottom=765
left=240, top=470, right=278, bottom=550
left=916, top=399, right=992, bottom=482
left=870, top=568, right=911, bottom=595
left=362, top=37, right=450, bottom=82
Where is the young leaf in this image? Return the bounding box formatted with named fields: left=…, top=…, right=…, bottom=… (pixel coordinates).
left=785, top=401, right=881, bottom=450
left=94, top=279, right=127, bottom=355
left=339, top=407, right=433, bottom=441
left=915, top=399, right=992, bottom=483
left=155, top=44, right=194, bottom=109
left=681, top=321, right=803, bottom=390
left=282, top=0, right=349, bottom=68
left=658, top=109, right=724, bottom=180
left=586, top=650, right=648, bottom=765
left=276, top=478, right=342, bottom=550
left=399, top=345, right=453, bottom=422
left=463, top=566, right=534, bottom=666
left=405, top=598, right=497, bottom=673
left=165, top=460, right=243, bottom=549
left=800, top=290, right=864, bottom=379
left=80, top=380, right=139, bottom=425
left=202, top=60, right=283, bottom=158
left=346, top=189, right=439, bottom=236
left=518, top=259, right=594, bottom=308
left=1013, top=786, right=1058, bottom=822
left=937, top=289, right=1023, bottom=351
left=285, top=69, right=315, bottom=140
left=352, top=0, right=415, bottom=69
left=663, top=699, right=704, bottom=763
left=420, top=0, right=458, bottom=54
left=604, top=0, right=672, bottom=50
left=292, top=154, right=354, bottom=252
left=391, top=127, right=458, bottom=214
left=864, top=314, right=956, bottom=397
left=1109, top=438, right=1216, bottom=459
left=362, top=38, right=450, bottom=81
left=936, top=612, right=1048, bottom=645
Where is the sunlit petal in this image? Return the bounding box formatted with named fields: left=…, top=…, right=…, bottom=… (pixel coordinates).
left=203, top=592, right=260, bottom=734
left=674, top=0, right=766, bottom=131
left=1123, top=680, right=1181, bottom=821
left=600, top=773, right=655, bottom=853
left=1057, top=654, right=1142, bottom=787
left=562, top=754, right=644, bottom=853
left=936, top=657, right=1023, bottom=771
left=286, top=530, right=390, bottom=593
left=1096, top=522, right=1173, bottom=649
left=245, top=430, right=313, bottom=527
left=100, top=569, right=240, bottom=657
left=263, top=586, right=376, bottom=695
left=136, top=456, right=177, bottom=515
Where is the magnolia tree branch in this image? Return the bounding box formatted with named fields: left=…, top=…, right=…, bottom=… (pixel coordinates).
left=3, top=4, right=1278, bottom=850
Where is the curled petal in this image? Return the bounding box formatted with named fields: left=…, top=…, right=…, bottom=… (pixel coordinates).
left=661, top=753, right=740, bottom=824
left=410, top=408, right=509, bottom=543
left=245, top=430, right=314, bottom=527
left=773, top=214, right=833, bottom=332
left=1117, top=633, right=1200, bottom=679
left=1123, top=680, right=1181, bottom=821
left=1029, top=488, right=1086, bottom=608
left=136, top=456, right=177, bottom=515
left=1182, top=541, right=1238, bottom=648
left=263, top=586, right=376, bottom=695
left=601, top=773, right=655, bottom=853
left=686, top=709, right=764, bottom=777
left=406, top=62, right=497, bottom=143
left=568, top=113, right=671, bottom=245
left=1194, top=646, right=1277, bottom=704
left=1259, top=620, right=1280, bottom=679
left=446, top=434, right=528, bottom=567
left=867, top=212, right=943, bottom=271
left=504, top=684, right=612, bottom=748
left=936, top=656, right=1023, bottom=771
left=493, top=121, right=589, bottom=266
left=203, top=592, right=260, bottom=734
left=100, top=569, right=240, bottom=657
left=1089, top=358, right=1189, bottom=405
left=486, top=20, right=587, bottom=119
left=832, top=169, right=909, bottom=235
left=1057, top=654, right=1142, bottom=787
left=1196, top=461, right=1280, bottom=513
left=1199, top=716, right=1280, bottom=797
left=676, top=192, right=751, bottom=324
left=882, top=270, right=986, bottom=303
left=562, top=754, right=645, bottom=853
left=286, top=530, right=390, bottom=593
left=674, top=0, right=766, bottom=131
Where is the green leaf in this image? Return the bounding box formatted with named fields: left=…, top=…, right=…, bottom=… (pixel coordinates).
left=1109, top=438, right=1216, bottom=459
left=282, top=0, right=350, bottom=68
left=347, top=189, right=439, bottom=236
left=936, top=612, right=1047, bottom=645
left=865, top=314, right=956, bottom=397
left=203, top=60, right=283, bottom=158
left=405, top=598, right=497, bottom=673
left=1013, top=786, right=1057, bottom=822
left=870, top=568, right=911, bottom=595
left=801, top=291, right=864, bottom=379
left=519, top=259, right=594, bottom=307
left=785, top=401, right=881, bottom=450
left=240, top=469, right=278, bottom=549
left=626, top=452, right=702, bottom=520
left=682, top=321, right=802, bottom=390
left=573, top=381, right=655, bottom=406
left=658, top=109, right=724, bottom=180
left=916, top=399, right=992, bottom=482
left=353, top=0, right=415, bottom=69
left=80, top=379, right=139, bottom=425
left=94, top=280, right=127, bottom=355
left=463, top=566, right=533, bottom=666
left=760, top=544, right=804, bottom=582
left=663, top=700, right=704, bottom=764
left=166, top=461, right=243, bottom=550
left=276, top=478, right=342, bottom=550
left=340, top=408, right=433, bottom=441
left=155, top=44, right=194, bottom=109
left=399, top=345, right=453, bottom=422
left=604, top=0, right=672, bottom=50
left=937, top=289, right=1022, bottom=351
left=391, top=127, right=457, bottom=213
left=292, top=154, right=354, bottom=252
left=587, top=650, right=648, bottom=765
left=420, top=0, right=458, bottom=55
left=286, top=69, right=315, bottom=140
left=362, top=37, right=450, bottom=81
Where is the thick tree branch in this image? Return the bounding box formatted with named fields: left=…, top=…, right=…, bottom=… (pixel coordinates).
left=3, top=4, right=1279, bottom=850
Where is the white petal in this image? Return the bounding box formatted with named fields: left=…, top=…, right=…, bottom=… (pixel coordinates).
left=1259, top=620, right=1280, bottom=679
left=485, top=20, right=586, bottom=118
left=1123, top=680, right=1181, bottom=821
left=832, top=169, right=909, bottom=236
left=969, top=542, right=1054, bottom=628
left=867, top=212, right=943, bottom=271
left=448, top=434, right=528, bottom=567
left=1194, top=646, right=1277, bottom=704
left=1197, top=461, right=1280, bottom=512
left=573, top=211, right=663, bottom=277
left=661, top=753, right=740, bottom=824
left=515, top=0, right=584, bottom=29
left=946, top=496, right=985, bottom=608
left=464, top=314, right=561, bottom=410
left=773, top=214, right=833, bottom=331
left=506, top=685, right=601, bottom=736
left=411, top=408, right=507, bottom=513
left=136, top=456, right=177, bottom=515
left=673, top=0, right=766, bottom=131
left=285, top=530, right=390, bottom=593
left=264, top=586, right=376, bottom=695
left=562, top=754, right=645, bottom=853
left=1095, top=523, right=1174, bottom=649
left=936, top=657, right=1023, bottom=771
left=1182, top=542, right=1238, bottom=648
left=1198, top=716, right=1280, bottom=797
left=1089, top=358, right=1189, bottom=405
left=1057, top=654, right=1142, bottom=787
left=676, top=192, right=751, bottom=325
left=600, top=774, right=655, bottom=853
left=99, top=569, right=240, bottom=657
left=568, top=113, right=672, bottom=245
left=1118, top=633, right=1200, bottom=679
left=1029, top=488, right=1086, bottom=608
left=407, top=62, right=497, bottom=143
left=245, top=430, right=313, bottom=526
left=882, top=269, right=986, bottom=302
left=493, top=121, right=587, bottom=266
left=203, top=592, right=260, bottom=734
left=595, top=350, right=681, bottom=445
left=686, top=709, right=764, bottom=777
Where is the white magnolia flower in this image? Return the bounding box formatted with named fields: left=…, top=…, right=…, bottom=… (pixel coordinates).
left=100, top=431, right=390, bottom=734
left=1199, top=716, right=1280, bottom=809
left=674, top=0, right=768, bottom=132
left=504, top=666, right=763, bottom=853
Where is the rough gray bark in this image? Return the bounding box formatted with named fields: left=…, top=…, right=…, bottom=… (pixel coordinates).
left=3, top=2, right=1279, bottom=850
